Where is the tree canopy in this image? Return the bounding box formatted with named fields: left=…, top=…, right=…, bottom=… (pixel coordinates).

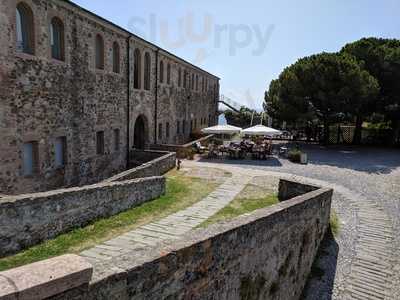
left=341, top=38, right=400, bottom=143
left=265, top=37, right=400, bottom=144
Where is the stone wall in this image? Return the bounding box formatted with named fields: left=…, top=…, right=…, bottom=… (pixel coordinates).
left=104, top=150, right=176, bottom=182
left=0, top=176, right=165, bottom=257
left=0, top=0, right=219, bottom=195
left=278, top=179, right=319, bottom=201
left=149, top=134, right=215, bottom=157
left=0, top=179, right=332, bottom=300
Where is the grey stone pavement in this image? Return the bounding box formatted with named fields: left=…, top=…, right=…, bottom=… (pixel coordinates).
left=80, top=171, right=254, bottom=263
left=196, top=144, right=400, bottom=300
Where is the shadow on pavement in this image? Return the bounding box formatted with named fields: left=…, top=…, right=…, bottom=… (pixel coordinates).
left=301, top=228, right=339, bottom=300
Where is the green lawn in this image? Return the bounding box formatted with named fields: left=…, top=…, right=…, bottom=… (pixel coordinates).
left=199, top=184, right=279, bottom=228
left=0, top=170, right=219, bottom=271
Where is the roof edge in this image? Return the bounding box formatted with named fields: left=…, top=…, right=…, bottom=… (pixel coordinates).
left=61, top=0, right=220, bottom=79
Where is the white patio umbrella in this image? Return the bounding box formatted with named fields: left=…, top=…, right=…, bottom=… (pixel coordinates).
left=241, top=125, right=282, bottom=136
left=201, top=124, right=242, bottom=135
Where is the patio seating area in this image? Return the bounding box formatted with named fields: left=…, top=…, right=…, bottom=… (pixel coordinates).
left=207, top=138, right=273, bottom=160
left=197, top=123, right=283, bottom=161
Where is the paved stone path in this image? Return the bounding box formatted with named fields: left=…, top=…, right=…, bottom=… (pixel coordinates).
left=188, top=158, right=397, bottom=300
left=345, top=201, right=395, bottom=300
left=80, top=171, right=253, bottom=263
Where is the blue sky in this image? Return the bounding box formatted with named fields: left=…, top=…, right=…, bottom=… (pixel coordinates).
left=73, top=0, right=400, bottom=110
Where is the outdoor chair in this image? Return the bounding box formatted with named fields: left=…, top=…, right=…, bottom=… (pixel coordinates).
left=207, top=144, right=218, bottom=158
left=193, top=142, right=206, bottom=154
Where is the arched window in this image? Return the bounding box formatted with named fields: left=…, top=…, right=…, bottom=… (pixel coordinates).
left=167, top=63, right=171, bottom=84
left=16, top=3, right=34, bottom=54
left=178, top=68, right=182, bottom=87
left=134, top=48, right=141, bottom=89
left=144, top=52, right=151, bottom=90
left=50, top=17, right=64, bottom=61
left=159, top=60, right=164, bottom=83
left=112, top=42, right=120, bottom=73
left=95, top=34, right=104, bottom=70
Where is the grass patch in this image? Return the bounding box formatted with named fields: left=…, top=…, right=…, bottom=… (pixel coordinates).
left=330, top=210, right=340, bottom=236
left=0, top=170, right=219, bottom=271
left=199, top=184, right=278, bottom=228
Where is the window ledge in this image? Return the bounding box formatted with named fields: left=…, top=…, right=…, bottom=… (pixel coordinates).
left=16, top=52, right=37, bottom=60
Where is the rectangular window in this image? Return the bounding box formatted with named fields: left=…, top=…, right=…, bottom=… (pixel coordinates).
left=166, top=122, right=170, bottom=138
left=158, top=123, right=163, bottom=140
left=23, top=141, right=39, bottom=176
left=96, top=131, right=105, bottom=155
left=182, top=120, right=186, bottom=134
left=177, top=120, right=180, bottom=134
left=114, top=129, right=120, bottom=152
left=55, top=137, right=67, bottom=167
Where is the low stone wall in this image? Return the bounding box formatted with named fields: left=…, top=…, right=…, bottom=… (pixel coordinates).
left=0, top=179, right=332, bottom=300
left=104, top=150, right=176, bottom=183
left=278, top=179, right=319, bottom=201
left=0, top=176, right=165, bottom=257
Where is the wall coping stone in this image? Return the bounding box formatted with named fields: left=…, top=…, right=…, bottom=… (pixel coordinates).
left=0, top=255, right=93, bottom=300
left=105, top=151, right=175, bottom=183
left=0, top=176, right=164, bottom=207
left=150, top=134, right=214, bottom=149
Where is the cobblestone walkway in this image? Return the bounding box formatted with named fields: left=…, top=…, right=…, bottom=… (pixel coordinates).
left=345, top=201, right=395, bottom=300
left=80, top=171, right=253, bottom=263
left=188, top=160, right=397, bottom=300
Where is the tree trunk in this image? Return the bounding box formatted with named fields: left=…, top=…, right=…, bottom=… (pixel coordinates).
left=392, top=119, right=400, bottom=145
left=323, top=118, right=330, bottom=145
left=352, top=115, right=363, bottom=145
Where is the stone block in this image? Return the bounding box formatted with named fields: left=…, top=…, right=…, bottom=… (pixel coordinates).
left=0, top=255, right=92, bottom=300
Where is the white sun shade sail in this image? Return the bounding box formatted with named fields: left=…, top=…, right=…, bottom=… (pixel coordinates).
left=201, top=125, right=242, bottom=135
left=241, top=125, right=282, bottom=136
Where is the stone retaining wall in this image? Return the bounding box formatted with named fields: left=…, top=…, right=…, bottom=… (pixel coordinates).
left=0, top=176, right=165, bottom=257
left=278, top=179, right=319, bottom=201
left=0, top=179, right=332, bottom=300
left=150, top=135, right=214, bottom=156
left=104, top=150, right=176, bottom=183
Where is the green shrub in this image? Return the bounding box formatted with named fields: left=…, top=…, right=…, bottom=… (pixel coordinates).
left=187, top=148, right=195, bottom=160
left=189, top=130, right=204, bottom=141
left=330, top=210, right=340, bottom=236
left=288, top=149, right=302, bottom=163
left=176, top=148, right=195, bottom=160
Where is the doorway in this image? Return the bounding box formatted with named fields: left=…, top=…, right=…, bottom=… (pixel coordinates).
left=133, top=115, right=147, bottom=149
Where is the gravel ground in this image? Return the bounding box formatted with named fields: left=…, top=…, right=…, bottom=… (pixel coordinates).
left=197, top=144, right=400, bottom=299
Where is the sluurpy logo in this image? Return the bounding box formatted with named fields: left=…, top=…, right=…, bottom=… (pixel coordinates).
left=128, top=12, right=274, bottom=65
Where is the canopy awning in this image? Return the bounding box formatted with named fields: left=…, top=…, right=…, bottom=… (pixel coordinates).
left=201, top=125, right=242, bottom=135
left=241, top=125, right=282, bottom=136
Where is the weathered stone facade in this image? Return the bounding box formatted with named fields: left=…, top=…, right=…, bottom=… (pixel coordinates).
left=0, top=0, right=219, bottom=195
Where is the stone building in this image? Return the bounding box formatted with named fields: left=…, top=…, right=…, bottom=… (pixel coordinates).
left=0, top=0, right=219, bottom=195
